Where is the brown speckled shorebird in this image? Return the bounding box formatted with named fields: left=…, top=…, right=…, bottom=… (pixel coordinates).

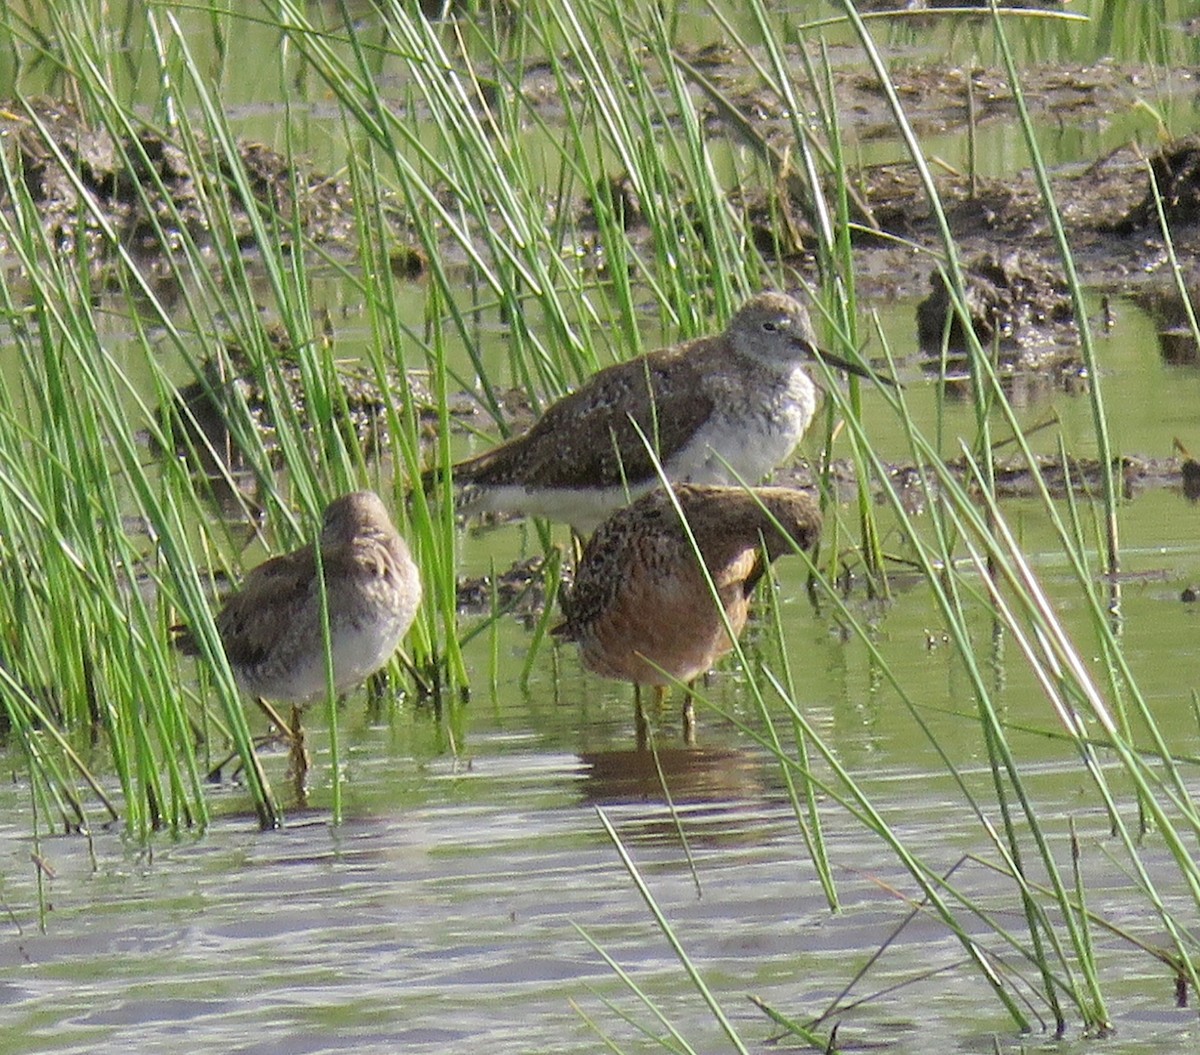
left=440, top=292, right=887, bottom=532
left=186, top=491, right=421, bottom=777
left=552, top=484, right=822, bottom=742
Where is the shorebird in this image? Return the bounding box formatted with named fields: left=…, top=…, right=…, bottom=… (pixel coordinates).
left=552, top=484, right=822, bottom=741
left=437, top=291, right=887, bottom=532
left=181, top=491, right=422, bottom=778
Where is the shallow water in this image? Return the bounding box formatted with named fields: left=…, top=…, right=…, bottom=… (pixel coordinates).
left=5, top=273, right=1200, bottom=1053
left=6, top=499, right=1200, bottom=1054
left=4, top=725, right=1200, bottom=1054
left=6, top=3, right=1200, bottom=1052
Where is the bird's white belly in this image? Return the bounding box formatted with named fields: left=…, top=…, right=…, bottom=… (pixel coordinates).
left=665, top=403, right=808, bottom=485
left=327, top=617, right=405, bottom=690
left=240, top=617, right=405, bottom=704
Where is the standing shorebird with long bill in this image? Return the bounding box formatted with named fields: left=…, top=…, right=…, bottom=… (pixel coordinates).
left=437, top=292, right=889, bottom=532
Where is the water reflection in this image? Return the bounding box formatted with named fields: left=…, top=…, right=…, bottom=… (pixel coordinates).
left=578, top=744, right=765, bottom=806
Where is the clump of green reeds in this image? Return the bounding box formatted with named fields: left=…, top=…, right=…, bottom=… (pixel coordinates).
left=0, top=3, right=476, bottom=835
left=564, top=1, right=1200, bottom=1049
left=3, top=0, right=1200, bottom=1046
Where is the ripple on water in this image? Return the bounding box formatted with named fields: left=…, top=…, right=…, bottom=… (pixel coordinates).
left=2, top=736, right=1198, bottom=1053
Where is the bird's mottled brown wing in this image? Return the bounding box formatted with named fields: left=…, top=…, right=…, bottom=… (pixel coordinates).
left=455, top=345, right=715, bottom=490
left=215, top=548, right=318, bottom=670
left=552, top=492, right=689, bottom=639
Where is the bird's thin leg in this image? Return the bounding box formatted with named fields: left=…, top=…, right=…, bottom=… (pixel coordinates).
left=680, top=684, right=696, bottom=745
left=290, top=768, right=309, bottom=809
left=286, top=703, right=311, bottom=782
left=652, top=684, right=670, bottom=716
left=634, top=685, right=649, bottom=751
left=252, top=697, right=310, bottom=782
left=208, top=697, right=294, bottom=782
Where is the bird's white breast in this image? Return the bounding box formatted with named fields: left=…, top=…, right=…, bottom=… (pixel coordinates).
left=458, top=364, right=819, bottom=532
left=664, top=365, right=817, bottom=485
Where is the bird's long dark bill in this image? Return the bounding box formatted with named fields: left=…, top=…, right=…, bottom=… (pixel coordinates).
left=814, top=347, right=899, bottom=388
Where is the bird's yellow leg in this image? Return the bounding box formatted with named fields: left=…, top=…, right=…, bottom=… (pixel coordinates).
left=252, top=698, right=310, bottom=782
left=286, top=703, right=311, bottom=782
left=209, top=697, right=301, bottom=782
left=680, top=685, right=696, bottom=745
left=634, top=685, right=649, bottom=751
left=256, top=697, right=294, bottom=737
left=651, top=684, right=670, bottom=715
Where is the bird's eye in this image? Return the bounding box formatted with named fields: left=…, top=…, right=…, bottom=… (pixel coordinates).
left=762, top=321, right=777, bottom=332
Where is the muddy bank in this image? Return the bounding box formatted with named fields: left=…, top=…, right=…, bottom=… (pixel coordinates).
left=784, top=450, right=1197, bottom=504
left=155, top=332, right=540, bottom=487
left=0, top=100, right=416, bottom=276
left=155, top=331, right=441, bottom=472
left=565, top=52, right=1200, bottom=309
left=1, top=80, right=1191, bottom=299
left=7, top=66, right=1200, bottom=494
left=2, top=64, right=1195, bottom=301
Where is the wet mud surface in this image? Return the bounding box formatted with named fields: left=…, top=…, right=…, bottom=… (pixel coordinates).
left=3, top=58, right=1195, bottom=298
left=4, top=53, right=1199, bottom=514
left=2, top=101, right=363, bottom=263
left=156, top=329, right=444, bottom=470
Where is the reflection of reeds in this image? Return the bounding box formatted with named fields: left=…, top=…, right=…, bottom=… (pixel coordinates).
left=0, top=0, right=1196, bottom=1046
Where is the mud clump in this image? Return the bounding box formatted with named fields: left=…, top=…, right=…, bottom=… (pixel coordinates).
left=916, top=251, right=1075, bottom=350
left=915, top=251, right=1084, bottom=399
left=1, top=100, right=421, bottom=274
left=455, top=556, right=550, bottom=621
left=156, top=330, right=541, bottom=486
left=1131, top=287, right=1200, bottom=365
left=156, top=329, right=442, bottom=475
left=1112, top=137, right=1200, bottom=234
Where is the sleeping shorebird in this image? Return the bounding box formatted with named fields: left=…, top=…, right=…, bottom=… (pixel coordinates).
left=552, top=484, right=822, bottom=742
left=435, top=291, right=889, bottom=532
left=181, top=491, right=421, bottom=779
